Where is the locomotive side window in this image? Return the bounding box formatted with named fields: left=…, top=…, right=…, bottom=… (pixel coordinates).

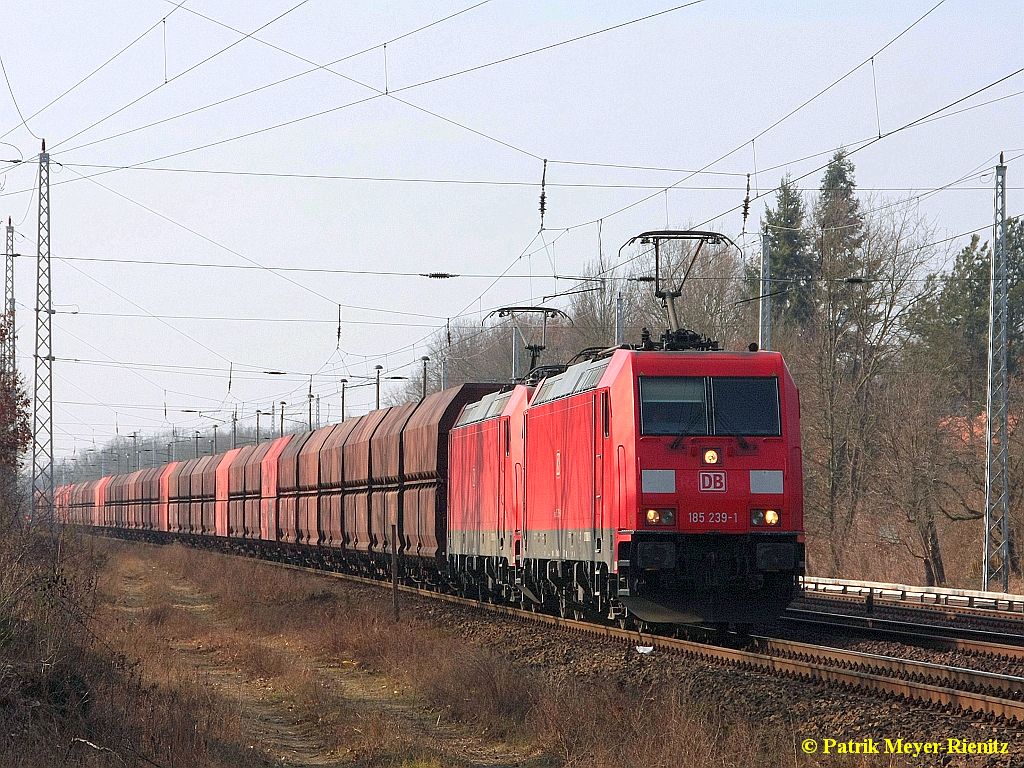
left=710, top=377, right=781, bottom=436
left=639, top=377, right=708, bottom=435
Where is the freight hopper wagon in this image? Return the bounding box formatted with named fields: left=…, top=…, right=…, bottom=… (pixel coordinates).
left=448, top=348, right=804, bottom=625
left=59, top=384, right=501, bottom=584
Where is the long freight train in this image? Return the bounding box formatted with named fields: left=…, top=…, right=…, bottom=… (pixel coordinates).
left=58, top=344, right=804, bottom=626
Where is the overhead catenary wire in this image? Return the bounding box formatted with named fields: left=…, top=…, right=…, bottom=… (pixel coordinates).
left=51, top=0, right=533, bottom=162
left=556, top=71, right=1024, bottom=290
left=416, top=0, right=990, bottom=340
left=686, top=70, right=1024, bottom=229
left=49, top=162, right=1024, bottom=193
left=61, top=309, right=443, bottom=328
left=58, top=165, right=356, bottom=323
left=49, top=0, right=314, bottom=152
left=0, top=1, right=191, bottom=141
left=389, top=0, right=707, bottom=93
left=49, top=0, right=711, bottom=167
left=7, top=10, right=1010, bottom=220
left=544, top=0, right=954, bottom=232
left=0, top=51, right=42, bottom=139
left=41, top=250, right=610, bottom=281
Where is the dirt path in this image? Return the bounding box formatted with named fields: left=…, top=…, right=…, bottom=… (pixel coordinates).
left=106, top=553, right=541, bottom=768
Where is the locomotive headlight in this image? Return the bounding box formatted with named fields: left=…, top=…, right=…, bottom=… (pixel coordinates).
left=645, top=508, right=676, bottom=526
left=750, top=509, right=765, bottom=526
left=764, top=509, right=780, bottom=526
left=703, top=449, right=719, bottom=465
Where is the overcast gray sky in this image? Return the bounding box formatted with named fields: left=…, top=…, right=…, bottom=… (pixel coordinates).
left=1, top=0, right=1021, bottom=460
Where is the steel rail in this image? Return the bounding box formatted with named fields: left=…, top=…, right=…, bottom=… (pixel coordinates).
left=796, top=589, right=1024, bottom=628
left=783, top=609, right=1024, bottom=661
left=801, top=576, right=1024, bottom=614
left=756, top=636, right=1024, bottom=699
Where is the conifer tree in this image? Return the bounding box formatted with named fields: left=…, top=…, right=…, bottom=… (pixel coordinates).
left=763, top=175, right=813, bottom=326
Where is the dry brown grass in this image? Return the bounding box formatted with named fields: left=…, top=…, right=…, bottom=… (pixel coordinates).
left=135, top=542, right=885, bottom=768
left=0, top=527, right=276, bottom=768
left=90, top=540, right=475, bottom=767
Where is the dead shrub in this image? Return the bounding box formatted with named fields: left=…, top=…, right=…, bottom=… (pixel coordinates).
left=235, top=638, right=288, bottom=680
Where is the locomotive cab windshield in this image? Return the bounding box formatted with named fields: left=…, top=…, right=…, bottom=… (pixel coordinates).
left=639, top=375, right=781, bottom=438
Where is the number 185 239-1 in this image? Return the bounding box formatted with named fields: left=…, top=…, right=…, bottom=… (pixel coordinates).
left=687, top=512, right=739, bottom=525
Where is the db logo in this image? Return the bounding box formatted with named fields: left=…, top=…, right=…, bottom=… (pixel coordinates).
left=698, top=471, right=727, bottom=492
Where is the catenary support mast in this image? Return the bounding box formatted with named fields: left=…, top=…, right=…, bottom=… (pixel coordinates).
left=983, top=154, right=1010, bottom=592
left=3, top=217, right=14, bottom=378
left=31, top=140, right=54, bottom=526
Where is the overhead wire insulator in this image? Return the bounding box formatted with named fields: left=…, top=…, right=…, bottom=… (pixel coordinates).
left=336, top=304, right=342, bottom=350
left=421, top=272, right=458, bottom=279
left=539, top=159, right=548, bottom=229
left=741, top=173, right=751, bottom=230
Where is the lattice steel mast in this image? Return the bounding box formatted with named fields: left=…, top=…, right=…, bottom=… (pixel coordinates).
left=31, top=140, right=54, bottom=525
left=3, top=216, right=13, bottom=377
left=983, top=154, right=1009, bottom=592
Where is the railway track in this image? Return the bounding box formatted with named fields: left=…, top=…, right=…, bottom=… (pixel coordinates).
left=261, top=558, right=1024, bottom=722
left=781, top=608, right=1024, bottom=661
left=800, top=577, right=1024, bottom=626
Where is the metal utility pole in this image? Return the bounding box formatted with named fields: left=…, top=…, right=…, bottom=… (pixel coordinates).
left=510, top=326, right=518, bottom=381
left=983, top=154, right=1010, bottom=593
left=420, top=356, right=429, bottom=399
left=614, top=289, right=624, bottom=345
left=759, top=227, right=772, bottom=352
left=4, top=216, right=14, bottom=378
left=1, top=217, right=14, bottom=501
left=315, top=395, right=320, bottom=428
left=440, top=358, right=448, bottom=389
left=279, top=401, right=285, bottom=436
left=308, top=391, right=313, bottom=430
left=212, top=424, right=218, bottom=453
left=375, top=365, right=383, bottom=409
left=130, top=432, right=138, bottom=471
left=255, top=410, right=262, bottom=444
left=339, top=379, right=347, bottom=420
left=31, top=140, right=54, bottom=526
left=231, top=409, right=237, bottom=448
left=194, top=430, right=200, bottom=459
